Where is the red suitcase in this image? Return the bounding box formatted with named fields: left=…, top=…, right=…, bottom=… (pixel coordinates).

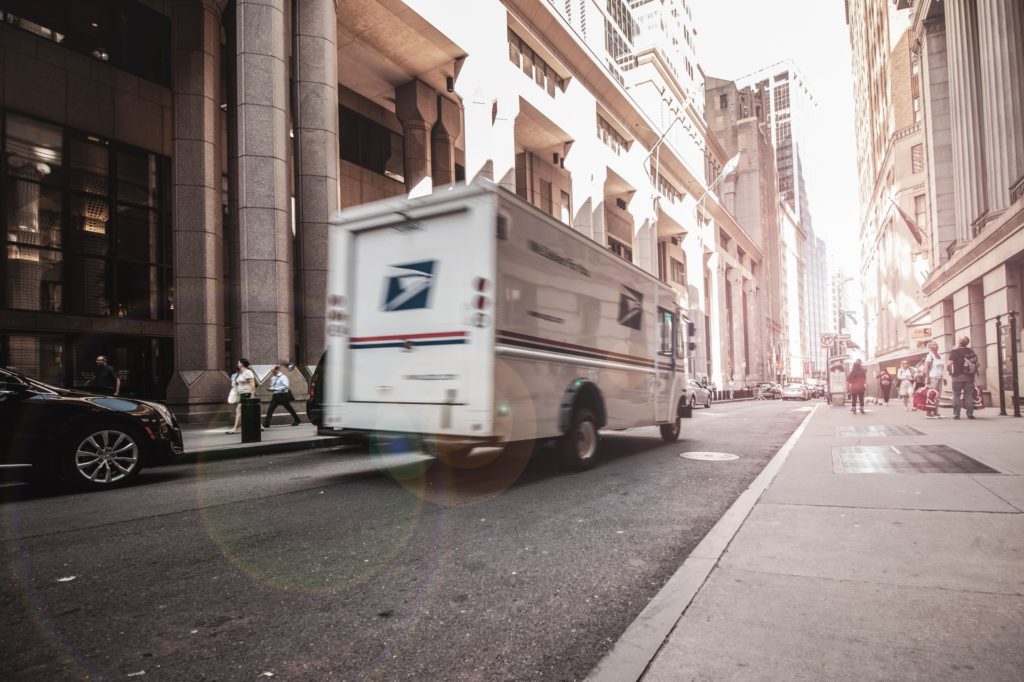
left=913, top=386, right=937, bottom=411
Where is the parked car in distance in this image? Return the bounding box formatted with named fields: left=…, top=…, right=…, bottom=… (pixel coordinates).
left=757, top=382, right=781, bottom=399
left=685, top=379, right=712, bottom=409
left=0, top=367, right=184, bottom=490
left=781, top=383, right=810, bottom=401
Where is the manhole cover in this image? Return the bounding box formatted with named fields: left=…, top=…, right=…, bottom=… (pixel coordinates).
left=832, top=445, right=998, bottom=474
left=837, top=425, right=925, bottom=437
left=680, top=451, right=739, bottom=461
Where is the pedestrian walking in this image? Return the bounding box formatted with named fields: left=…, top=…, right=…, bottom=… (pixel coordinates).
left=923, top=341, right=946, bottom=418
left=91, top=355, right=121, bottom=396
left=263, top=365, right=301, bottom=427
left=947, top=337, right=979, bottom=420
left=877, top=368, right=893, bottom=405
left=226, top=358, right=261, bottom=434
left=847, top=359, right=867, bottom=414
left=896, top=360, right=915, bottom=411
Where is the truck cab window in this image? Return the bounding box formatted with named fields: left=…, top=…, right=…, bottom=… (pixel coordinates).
left=658, top=309, right=673, bottom=355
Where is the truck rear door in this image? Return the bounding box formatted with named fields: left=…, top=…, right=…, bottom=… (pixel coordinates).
left=345, top=198, right=494, bottom=407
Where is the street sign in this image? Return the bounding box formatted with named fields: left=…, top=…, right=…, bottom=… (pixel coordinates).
left=836, top=333, right=851, bottom=341
left=820, top=333, right=834, bottom=347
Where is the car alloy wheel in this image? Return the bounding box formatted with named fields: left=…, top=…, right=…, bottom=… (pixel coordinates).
left=72, top=428, right=141, bottom=487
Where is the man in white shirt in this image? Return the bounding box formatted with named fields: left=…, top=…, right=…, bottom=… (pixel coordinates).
left=263, top=365, right=301, bottom=427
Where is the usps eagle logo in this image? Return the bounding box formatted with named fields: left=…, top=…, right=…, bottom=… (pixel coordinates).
left=618, top=287, right=643, bottom=330
left=382, top=260, right=437, bottom=311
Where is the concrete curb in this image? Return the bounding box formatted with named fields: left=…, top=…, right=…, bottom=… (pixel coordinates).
left=586, top=403, right=822, bottom=682
left=179, top=435, right=353, bottom=463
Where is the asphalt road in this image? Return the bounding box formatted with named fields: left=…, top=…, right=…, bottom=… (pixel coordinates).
left=0, top=399, right=813, bottom=681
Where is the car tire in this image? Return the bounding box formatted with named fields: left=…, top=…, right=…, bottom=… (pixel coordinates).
left=689, top=395, right=697, bottom=410
left=559, top=407, right=599, bottom=471
left=704, top=395, right=712, bottom=409
left=62, top=422, right=145, bottom=490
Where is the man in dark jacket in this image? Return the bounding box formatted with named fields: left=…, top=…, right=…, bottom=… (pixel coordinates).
left=847, top=359, right=867, bottom=414
left=947, top=336, right=979, bottom=420
left=93, top=355, right=120, bottom=396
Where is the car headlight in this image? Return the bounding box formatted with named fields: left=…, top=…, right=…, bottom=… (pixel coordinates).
left=140, top=400, right=175, bottom=427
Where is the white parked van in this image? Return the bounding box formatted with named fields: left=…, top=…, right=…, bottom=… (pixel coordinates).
left=324, top=182, right=695, bottom=469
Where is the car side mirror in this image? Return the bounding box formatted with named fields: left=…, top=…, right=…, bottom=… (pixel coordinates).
left=688, top=341, right=697, bottom=351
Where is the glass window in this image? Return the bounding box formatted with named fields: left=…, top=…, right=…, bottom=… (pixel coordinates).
left=69, top=136, right=109, bottom=195
left=115, top=262, right=158, bottom=320
left=5, top=181, right=62, bottom=248
left=2, top=111, right=171, bottom=320
left=116, top=150, right=158, bottom=207
left=4, top=114, right=62, bottom=185
left=5, top=334, right=67, bottom=387
left=5, top=245, right=62, bottom=311
left=66, top=254, right=110, bottom=317
left=116, top=205, right=158, bottom=263
left=339, top=105, right=405, bottom=183
left=67, top=194, right=110, bottom=255
left=911, top=144, right=924, bottom=173
left=658, top=309, right=673, bottom=354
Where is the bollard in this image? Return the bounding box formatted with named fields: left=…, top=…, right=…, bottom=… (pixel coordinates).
left=240, top=397, right=262, bottom=443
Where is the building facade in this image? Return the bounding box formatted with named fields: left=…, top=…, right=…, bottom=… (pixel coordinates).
left=704, top=75, right=786, bottom=382
left=736, top=60, right=829, bottom=377
left=847, top=0, right=932, bottom=377
left=909, top=0, right=1024, bottom=406
left=0, top=0, right=770, bottom=420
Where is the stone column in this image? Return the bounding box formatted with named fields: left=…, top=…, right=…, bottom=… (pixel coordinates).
left=945, top=0, right=988, bottom=239
left=166, top=0, right=226, bottom=422
left=431, top=95, right=461, bottom=188
left=629, top=186, right=657, bottom=276
left=294, top=0, right=339, bottom=368
left=235, top=0, right=292, bottom=377
left=976, top=0, right=1024, bottom=215
left=983, top=265, right=1022, bottom=405
left=921, top=19, right=957, bottom=265
left=395, top=79, right=437, bottom=198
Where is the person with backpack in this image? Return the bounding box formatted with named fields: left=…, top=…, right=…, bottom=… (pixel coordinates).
left=947, top=336, right=979, bottom=420
left=876, top=368, right=893, bottom=405
left=847, top=359, right=867, bottom=415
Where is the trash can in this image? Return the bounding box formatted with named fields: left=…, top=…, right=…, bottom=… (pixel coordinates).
left=240, top=397, right=262, bottom=443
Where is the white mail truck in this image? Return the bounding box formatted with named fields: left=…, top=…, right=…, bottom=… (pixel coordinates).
left=324, top=182, right=695, bottom=470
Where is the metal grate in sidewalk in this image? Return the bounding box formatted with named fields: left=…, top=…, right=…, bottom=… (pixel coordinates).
left=832, top=444, right=999, bottom=474
left=836, top=425, right=925, bottom=437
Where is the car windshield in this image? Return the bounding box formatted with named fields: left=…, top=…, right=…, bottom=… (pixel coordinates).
left=0, top=368, right=60, bottom=395
left=786, top=384, right=803, bottom=389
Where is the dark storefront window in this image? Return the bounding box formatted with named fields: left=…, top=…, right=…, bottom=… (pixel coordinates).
left=0, top=332, right=172, bottom=399
left=1, top=0, right=171, bottom=87
left=1, top=110, right=172, bottom=320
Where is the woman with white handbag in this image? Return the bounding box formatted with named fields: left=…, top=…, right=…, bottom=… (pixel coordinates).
left=226, top=358, right=262, bottom=433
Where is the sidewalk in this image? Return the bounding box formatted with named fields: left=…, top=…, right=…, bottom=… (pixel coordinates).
left=179, top=423, right=351, bottom=461
left=592, top=402, right=1024, bottom=680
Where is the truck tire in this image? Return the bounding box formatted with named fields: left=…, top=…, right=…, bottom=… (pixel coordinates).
left=659, top=418, right=681, bottom=442
left=559, top=407, right=599, bottom=471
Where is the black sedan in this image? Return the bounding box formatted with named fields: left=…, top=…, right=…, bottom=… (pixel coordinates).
left=0, top=367, right=184, bottom=490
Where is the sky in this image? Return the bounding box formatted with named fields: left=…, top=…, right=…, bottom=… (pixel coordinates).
left=695, top=0, right=863, bottom=279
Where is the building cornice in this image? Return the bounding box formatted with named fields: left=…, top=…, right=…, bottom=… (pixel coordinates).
left=922, top=197, right=1024, bottom=298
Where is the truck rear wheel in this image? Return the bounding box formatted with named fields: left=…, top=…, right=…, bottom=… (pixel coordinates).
left=659, top=418, right=681, bottom=442
left=560, top=408, right=599, bottom=471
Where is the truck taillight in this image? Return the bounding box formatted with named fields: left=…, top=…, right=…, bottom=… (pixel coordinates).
left=327, top=294, right=348, bottom=337
left=473, top=278, right=491, bottom=309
